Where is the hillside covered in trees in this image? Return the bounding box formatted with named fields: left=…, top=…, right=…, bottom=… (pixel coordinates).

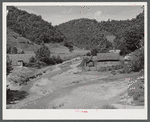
left=57, top=11, right=144, bottom=51
left=56, top=18, right=112, bottom=49
left=7, top=6, right=66, bottom=45
left=7, top=6, right=144, bottom=55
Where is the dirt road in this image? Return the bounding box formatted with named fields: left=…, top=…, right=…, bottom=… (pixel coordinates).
left=8, top=60, right=142, bottom=109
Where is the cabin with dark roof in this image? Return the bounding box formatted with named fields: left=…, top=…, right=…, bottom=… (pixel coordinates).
left=96, top=53, right=121, bottom=67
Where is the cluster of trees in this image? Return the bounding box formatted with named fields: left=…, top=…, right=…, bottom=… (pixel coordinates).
left=90, top=34, right=113, bottom=56
left=126, top=47, right=144, bottom=73
left=26, top=44, right=62, bottom=68
left=85, top=34, right=113, bottom=56
left=63, top=41, right=74, bottom=53
left=56, top=18, right=110, bottom=49
left=7, top=45, right=25, bottom=54
left=7, top=56, right=13, bottom=75
left=112, top=12, right=144, bottom=56
left=57, top=11, right=144, bottom=55
left=7, top=6, right=66, bottom=45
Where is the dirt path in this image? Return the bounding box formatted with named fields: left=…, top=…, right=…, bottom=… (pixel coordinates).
left=8, top=60, right=142, bottom=109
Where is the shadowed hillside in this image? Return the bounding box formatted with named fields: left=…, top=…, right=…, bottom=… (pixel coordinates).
left=7, top=27, right=40, bottom=54
left=7, top=6, right=66, bottom=45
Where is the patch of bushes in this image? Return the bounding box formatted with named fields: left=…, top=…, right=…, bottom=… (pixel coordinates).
left=97, top=65, right=123, bottom=72
left=7, top=46, right=18, bottom=54
left=78, top=56, right=89, bottom=68
left=130, top=48, right=144, bottom=72
left=111, top=70, right=117, bottom=75
left=122, top=48, right=144, bottom=73
left=7, top=89, right=28, bottom=104
left=86, top=52, right=91, bottom=56
left=26, top=59, right=46, bottom=69
left=7, top=56, right=13, bottom=75
left=117, top=69, right=126, bottom=74
left=26, top=54, right=63, bottom=69
left=128, top=77, right=144, bottom=105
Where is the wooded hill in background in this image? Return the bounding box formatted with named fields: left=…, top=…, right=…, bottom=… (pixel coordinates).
left=7, top=6, right=66, bottom=45
left=57, top=11, right=144, bottom=52
left=7, top=6, right=144, bottom=55
left=56, top=18, right=112, bottom=49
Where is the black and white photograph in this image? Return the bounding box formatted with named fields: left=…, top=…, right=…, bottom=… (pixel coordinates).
left=3, top=2, right=147, bottom=120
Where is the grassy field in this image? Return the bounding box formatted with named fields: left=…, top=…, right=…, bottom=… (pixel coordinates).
left=45, top=43, right=90, bottom=61
left=7, top=27, right=89, bottom=64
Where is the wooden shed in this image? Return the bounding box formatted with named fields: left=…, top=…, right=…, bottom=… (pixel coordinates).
left=95, top=53, right=121, bottom=68
left=97, top=53, right=120, bottom=61
left=8, top=54, right=35, bottom=66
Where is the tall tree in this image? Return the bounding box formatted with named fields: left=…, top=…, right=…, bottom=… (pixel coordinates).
left=12, top=47, right=18, bottom=54
left=35, top=45, right=50, bottom=64
left=7, top=56, right=13, bottom=75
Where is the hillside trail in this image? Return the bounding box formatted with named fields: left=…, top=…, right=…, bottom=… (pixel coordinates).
left=8, top=60, right=140, bottom=109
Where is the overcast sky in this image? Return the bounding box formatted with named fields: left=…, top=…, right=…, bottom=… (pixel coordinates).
left=16, top=5, right=143, bottom=25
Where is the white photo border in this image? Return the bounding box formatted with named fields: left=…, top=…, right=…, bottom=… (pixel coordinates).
left=3, top=2, right=148, bottom=120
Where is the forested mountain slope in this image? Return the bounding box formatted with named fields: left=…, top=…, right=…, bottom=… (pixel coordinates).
left=56, top=18, right=112, bottom=49
left=57, top=11, right=144, bottom=51
left=7, top=6, right=66, bottom=45
left=7, top=6, right=144, bottom=53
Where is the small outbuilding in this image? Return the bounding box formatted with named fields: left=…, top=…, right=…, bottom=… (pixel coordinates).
left=95, top=53, right=121, bottom=68
left=17, top=60, right=23, bottom=67
left=8, top=54, right=35, bottom=66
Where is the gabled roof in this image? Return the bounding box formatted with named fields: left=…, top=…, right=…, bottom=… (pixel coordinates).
left=97, top=53, right=120, bottom=61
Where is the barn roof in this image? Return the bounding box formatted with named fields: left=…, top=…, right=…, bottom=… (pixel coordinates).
left=97, top=53, right=120, bottom=61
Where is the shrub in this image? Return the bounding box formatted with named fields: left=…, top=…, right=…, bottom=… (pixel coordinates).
left=49, top=57, right=55, bottom=65
left=35, top=45, right=50, bottom=64
left=100, top=67, right=107, bottom=72
left=128, top=77, right=144, bottom=105
left=7, top=46, right=11, bottom=54
left=7, top=89, right=28, bottom=104
left=12, top=47, right=18, bottom=54
left=91, top=48, right=98, bottom=56
left=51, top=55, right=57, bottom=64
left=108, top=66, right=112, bottom=71
left=29, top=56, right=36, bottom=63
left=111, top=70, right=116, bottom=75
left=130, top=48, right=144, bottom=72
left=56, top=55, right=62, bottom=64
left=7, top=56, right=13, bottom=75
left=86, top=52, right=91, bottom=56
left=117, top=69, right=125, bottom=74
left=28, top=60, right=46, bottom=68
left=122, top=48, right=144, bottom=73
left=78, top=56, right=89, bottom=68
